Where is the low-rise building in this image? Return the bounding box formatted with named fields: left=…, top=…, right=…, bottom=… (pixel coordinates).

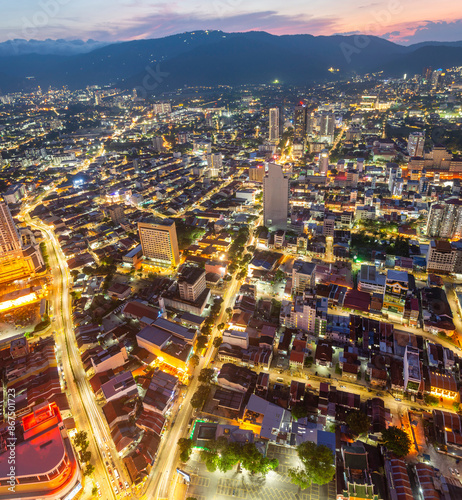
left=339, top=442, right=382, bottom=500
left=136, top=322, right=194, bottom=373
left=222, top=330, right=249, bottom=349
left=107, top=282, right=132, bottom=299
left=90, top=345, right=129, bottom=374
left=143, top=370, right=179, bottom=415
left=101, top=371, right=138, bottom=402
left=424, top=367, right=458, bottom=400
left=315, top=340, right=333, bottom=367
left=384, top=458, right=413, bottom=500
left=217, top=363, right=257, bottom=393
left=382, top=270, right=409, bottom=322
left=358, top=265, right=386, bottom=295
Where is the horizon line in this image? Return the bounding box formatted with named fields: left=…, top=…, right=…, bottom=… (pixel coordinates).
left=1, top=29, right=462, bottom=47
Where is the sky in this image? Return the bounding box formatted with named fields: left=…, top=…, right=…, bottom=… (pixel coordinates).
left=1, top=0, right=462, bottom=45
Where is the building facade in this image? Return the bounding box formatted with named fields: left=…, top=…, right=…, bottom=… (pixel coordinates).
left=138, top=218, right=180, bottom=267
left=263, top=163, right=289, bottom=231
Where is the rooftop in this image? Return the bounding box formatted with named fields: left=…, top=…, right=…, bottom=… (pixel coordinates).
left=178, top=265, right=205, bottom=285
left=386, top=269, right=409, bottom=283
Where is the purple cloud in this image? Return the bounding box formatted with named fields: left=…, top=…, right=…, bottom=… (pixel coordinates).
left=396, top=19, right=462, bottom=44
left=72, top=9, right=340, bottom=41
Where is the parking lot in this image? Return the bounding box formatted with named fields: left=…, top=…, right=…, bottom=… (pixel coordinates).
left=181, top=444, right=336, bottom=500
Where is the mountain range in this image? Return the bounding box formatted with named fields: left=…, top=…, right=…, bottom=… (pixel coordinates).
left=0, top=30, right=461, bottom=94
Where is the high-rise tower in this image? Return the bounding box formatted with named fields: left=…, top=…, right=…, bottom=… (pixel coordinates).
left=269, top=108, right=280, bottom=143
left=138, top=218, right=180, bottom=267
left=263, top=163, right=289, bottom=230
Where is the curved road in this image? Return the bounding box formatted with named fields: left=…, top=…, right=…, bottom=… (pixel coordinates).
left=26, top=215, right=125, bottom=500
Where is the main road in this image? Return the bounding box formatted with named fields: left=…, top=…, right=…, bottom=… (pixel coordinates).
left=142, top=218, right=261, bottom=499
left=141, top=273, right=242, bottom=500
left=25, top=214, right=125, bottom=499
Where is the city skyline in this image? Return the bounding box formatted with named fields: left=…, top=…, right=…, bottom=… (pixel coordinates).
left=1, top=1, right=462, bottom=495
left=1, top=0, right=462, bottom=45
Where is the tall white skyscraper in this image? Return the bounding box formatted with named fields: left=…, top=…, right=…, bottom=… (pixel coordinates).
left=269, top=108, right=280, bottom=143
left=319, top=149, right=329, bottom=176
left=0, top=202, right=21, bottom=254
left=263, top=163, right=289, bottom=230
left=408, top=132, right=425, bottom=157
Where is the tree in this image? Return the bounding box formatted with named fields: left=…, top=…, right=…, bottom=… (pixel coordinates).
left=242, top=253, right=252, bottom=264
left=288, top=467, right=311, bottom=490
left=74, top=431, right=88, bottom=449
left=274, top=269, right=285, bottom=282
left=217, top=323, right=225, bottom=331
left=190, top=385, right=210, bottom=409
left=92, top=486, right=98, bottom=496
left=198, top=368, right=215, bottom=384
left=424, top=394, right=439, bottom=406
left=380, top=426, right=411, bottom=457
left=81, top=450, right=92, bottom=463
left=217, top=441, right=241, bottom=472
left=345, top=410, right=371, bottom=437
left=189, top=354, right=200, bottom=370
left=178, top=438, right=195, bottom=462
left=213, top=337, right=223, bottom=348
left=240, top=443, right=278, bottom=475
left=198, top=438, right=278, bottom=476
left=83, top=464, right=95, bottom=476
left=201, top=324, right=212, bottom=336
left=200, top=447, right=219, bottom=472
left=290, top=441, right=335, bottom=487
left=237, top=270, right=247, bottom=280
left=291, top=403, right=308, bottom=421
left=196, top=335, right=208, bottom=351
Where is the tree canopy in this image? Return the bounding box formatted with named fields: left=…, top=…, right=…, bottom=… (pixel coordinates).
left=291, top=403, right=308, bottom=421
left=380, top=426, right=411, bottom=457
left=213, top=337, right=223, bottom=348
left=196, top=335, right=208, bottom=351
left=198, top=368, right=214, bottom=384
left=289, top=441, right=335, bottom=488
left=199, top=438, right=278, bottom=476
left=178, top=438, right=195, bottom=462
left=345, top=410, right=371, bottom=437
left=189, top=354, right=200, bottom=369
left=190, top=385, right=210, bottom=409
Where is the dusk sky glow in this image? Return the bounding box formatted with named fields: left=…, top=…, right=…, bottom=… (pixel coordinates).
left=1, top=0, right=462, bottom=45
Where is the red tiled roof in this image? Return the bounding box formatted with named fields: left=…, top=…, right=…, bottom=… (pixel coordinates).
left=290, top=351, right=305, bottom=364
left=136, top=408, right=166, bottom=436
left=343, top=289, right=370, bottom=312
